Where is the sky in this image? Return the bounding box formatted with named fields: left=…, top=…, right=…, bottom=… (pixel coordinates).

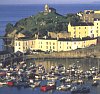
left=0, top=0, right=98, bottom=4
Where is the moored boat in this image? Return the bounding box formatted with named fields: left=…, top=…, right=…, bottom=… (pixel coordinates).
left=40, top=85, right=55, bottom=92
left=57, top=84, right=71, bottom=91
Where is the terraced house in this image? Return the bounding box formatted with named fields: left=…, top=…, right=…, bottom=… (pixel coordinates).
left=14, top=37, right=97, bottom=53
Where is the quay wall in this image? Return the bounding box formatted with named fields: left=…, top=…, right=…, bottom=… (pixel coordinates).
left=26, top=45, right=100, bottom=59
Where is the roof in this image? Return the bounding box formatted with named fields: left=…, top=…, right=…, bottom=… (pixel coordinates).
left=71, top=22, right=94, bottom=26
left=16, top=37, right=97, bottom=42
left=58, top=37, right=97, bottom=41
left=16, top=37, right=35, bottom=41
left=94, top=14, right=100, bottom=20
left=94, top=18, right=100, bottom=21
left=20, top=30, right=32, bottom=37
left=38, top=37, right=57, bottom=40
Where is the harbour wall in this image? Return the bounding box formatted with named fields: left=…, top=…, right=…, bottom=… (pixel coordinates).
left=26, top=45, right=100, bottom=59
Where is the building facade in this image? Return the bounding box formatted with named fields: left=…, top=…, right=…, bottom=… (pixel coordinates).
left=68, top=22, right=94, bottom=38
left=14, top=38, right=97, bottom=53
left=0, top=51, right=11, bottom=60
left=68, top=19, right=100, bottom=38
left=78, top=10, right=100, bottom=23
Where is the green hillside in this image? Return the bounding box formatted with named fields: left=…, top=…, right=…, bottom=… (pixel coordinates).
left=5, top=11, right=81, bottom=37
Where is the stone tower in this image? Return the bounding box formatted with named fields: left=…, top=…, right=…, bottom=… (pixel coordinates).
left=44, top=4, right=49, bottom=13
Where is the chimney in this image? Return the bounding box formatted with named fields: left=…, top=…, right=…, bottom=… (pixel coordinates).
left=44, top=36, right=47, bottom=39
left=57, top=35, right=59, bottom=40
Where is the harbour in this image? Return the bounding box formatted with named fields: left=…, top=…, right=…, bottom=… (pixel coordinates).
left=0, top=58, right=100, bottom=94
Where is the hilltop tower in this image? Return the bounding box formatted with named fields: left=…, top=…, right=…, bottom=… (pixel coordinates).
left=44, top=4, right=56, bottom=15
left=44, top=4, right=49, bottom=13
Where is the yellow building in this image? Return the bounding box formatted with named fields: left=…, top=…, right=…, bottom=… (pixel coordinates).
left=48, top=32, right=70, bottom=39
left=68, top=19, right=100, bottom=38
left=68, top=22, right=94, bottom=38
left=34, top=38, right=58, bottom=52
left=14, top=38, right=34, bottom=53
left=14, top=37, right=97, bottom=53
left=93, top=19, right=100, bottom=37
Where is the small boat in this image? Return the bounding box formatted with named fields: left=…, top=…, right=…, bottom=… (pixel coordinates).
left=72, top=79, right=84, bottom=85
left=92, top=80, right=99, bottom=86
left=30, top=84, right=35, bottom=89
left=57, top=84, right=71, bottom=91
left=93, top=76, right=100, bottom=80
left=71, top=86, right=90, bottom=93
left=34, top=81, right=40, bottom=87
left=60, top=77, right=66, bottom=82
left=47, top=80, right=56, bottom=86
left=47, top=75, right=58, bottom=80
left=40, top=85, right=55, bottom=92
left=7, top=81, right=14, bottom=86
left=0, top=82, right=7, bottom=86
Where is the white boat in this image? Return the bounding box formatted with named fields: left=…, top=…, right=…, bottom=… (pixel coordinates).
left=93, top=76, right=100, bottom=80
left=47, top=80, right=56, bottom=86
left=72, top=79, right=84, bottom=85
left=47, top=75, right=58, bottom=80
left=0, top=82, right=7, bottom=86
left=34, top=81, right=40, bottom=87
left=30, top=84, right=35, bottom=88
left=57, top=84, right=71, bottom=91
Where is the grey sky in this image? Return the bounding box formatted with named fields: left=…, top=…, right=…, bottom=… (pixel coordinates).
left=0, top=0, right=98, bottom=4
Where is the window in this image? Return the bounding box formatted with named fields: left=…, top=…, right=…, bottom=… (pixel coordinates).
left=60, top=46, right=61, bottom=48
left=74, top=32, right=76, bottom=34
left=97, top=27, right=98, bottom=29
left=85, top=27, right=86, bottom=29
left=32, top=41, right=34, bottom=45
left=46, top=42, right=48, bottom=45
left=53, top=46, right=55, bottom=49
left=46, top=46, right=48, bottom=49
left=74, top=35, right=76, bottom=38
left=41, top=42, right=42, bottom=44
left=16, top=42, right=17, bottom=46
left=79, top=27, right=81, bottom=29
left=19, top=42, right=20, bottom=46
left=41, top=46, right=42, bottom=48
left=53, top=43, right=55, bottom=45
left=74, top=27, right=76, bottom=30
left=49, top=42, right=51, bottom=45
left=97, top=23, right=98, bottom=25
left=96, top=30, right=98, bottom=33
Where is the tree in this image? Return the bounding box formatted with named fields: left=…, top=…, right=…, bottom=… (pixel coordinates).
left=5, top=23, right=14, bottom=33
